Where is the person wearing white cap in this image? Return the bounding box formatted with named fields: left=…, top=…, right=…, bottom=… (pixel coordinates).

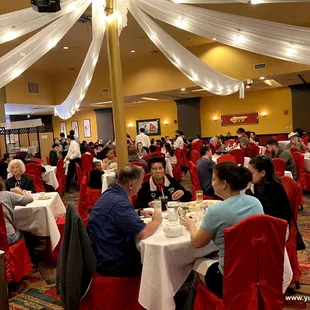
left=285, top=132, right=307, bottom=151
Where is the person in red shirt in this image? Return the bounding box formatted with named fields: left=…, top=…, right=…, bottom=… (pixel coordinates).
left=240, top=137, right=256, bottom=159
left=235, top=128, right=248, bottom=145
left=207, top=137, right=219, bottom=154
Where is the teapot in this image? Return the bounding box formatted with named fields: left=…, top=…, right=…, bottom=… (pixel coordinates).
left=163, top=222, right=183, bottom=238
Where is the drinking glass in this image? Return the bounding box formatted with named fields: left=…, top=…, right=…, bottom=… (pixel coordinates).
left=195, top=203, right=204, bottom=227
left=160, top=196, right=168, bottom=211
left=196, top=190, right=203, bottom=204
left=153, top=199, right=162, bottom=212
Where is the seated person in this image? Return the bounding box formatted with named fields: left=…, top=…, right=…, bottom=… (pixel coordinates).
left=207, top=137, right=219, bottom=155
left=0, top=153, right=13, bottom=180
left=0, top=179, right=33, bottom=245
left=163, top=143, right=177, bottom=167
left=95, top=144, right=104, bottom=158
left=102, top=147, right=118, bottom=172
left=5, top=159, right=36, bottom=193
left=266, top=139, right=298, bottom=180
left=240, top=137, right=256, bottom=159
left=235, top=127, right=248, bottom=145
left=181, top=162, right=264, bottom=298
left=149, top=145, right=156, bottom=154
left=196, top=146, right=216, bottom=197
left=87, top=165, right=162, bottom=277
left=49, top=143, right=60, bottom=166
left=223, top=132, right=232, bottom=142
left=25, top=153, right=46, bottom=172
left=247, top=155, right=293, bottom=235
left=285, top=132, right=307, bottom=151
left=135, top=157, right=192, bottom=209
left=88, top=162, right=105, bottom=189
left=137, top=142, right=147, bottom=157
left=128, top=148, right=148, bottom=171
left=250, top=132, right=260, bottom=145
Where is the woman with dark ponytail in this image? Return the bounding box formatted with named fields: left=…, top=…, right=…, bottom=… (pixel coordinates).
left=247, top=155, right=293, bottom=228
left=181, top=162, right=264, bottom=298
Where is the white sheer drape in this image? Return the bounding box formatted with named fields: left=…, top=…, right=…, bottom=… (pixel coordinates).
left=55, top=0, right=105, bottom=119
left=135, top=0, right=310, bottom=65
left=170, top=0, right=310, bottom=3
left=0, top=0, right=91, bottom=90
left=0, top=0, right=79, bottom=45
left=129, top=2, right=244, bottom=97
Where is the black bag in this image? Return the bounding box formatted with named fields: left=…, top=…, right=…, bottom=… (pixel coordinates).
left=292, top=217, right=306, bottom=251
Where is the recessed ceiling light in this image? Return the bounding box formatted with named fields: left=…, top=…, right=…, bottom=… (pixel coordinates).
left=212, top=38, right=217, bottom=41
left=259, top=76, right=265, bottom=80
left=27, top=115, right=30, bottom=118
left=63, top=46, right=69, bottom=50
left=181, top=88, right=186, bottom=91
left=246, top=85, right=251, bottom=89
left=130, top=50, right=136, bottom=53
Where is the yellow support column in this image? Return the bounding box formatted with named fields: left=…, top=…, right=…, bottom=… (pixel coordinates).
left=105, top=0, right=128, bottom=169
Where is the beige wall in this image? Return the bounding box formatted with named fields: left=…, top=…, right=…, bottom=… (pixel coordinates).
left=52, top=109, right=98, bottom=142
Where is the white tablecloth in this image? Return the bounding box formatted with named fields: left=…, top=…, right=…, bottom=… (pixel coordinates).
left=304, top=156, right=310, bottom=173
left=43, top=166, right=59, bottom=190
left=14, top=192, right=66, bottom=250
left=165, top=158, right=174, bottom=177
left=101, top=171, right=116, bottom=193
left=137, top=218, right=218, bottom=310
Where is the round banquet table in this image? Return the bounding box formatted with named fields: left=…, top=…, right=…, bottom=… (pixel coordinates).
left=137, top=210, right=219, bottom=310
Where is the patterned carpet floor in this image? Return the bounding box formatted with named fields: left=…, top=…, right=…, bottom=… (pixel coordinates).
left=7, top=185, right=310, bottom=309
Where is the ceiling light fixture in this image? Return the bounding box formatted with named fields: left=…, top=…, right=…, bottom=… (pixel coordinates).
left=264, top=79, right=272, bottom=86
left=191, top=88, right=205, bottom=93
left=287, top=48, right=296, bottom=56
left=251, top=0, right=262, bottom=4
left=130, top=50, right=136, bottom=53
left=63, top=46, right=69, bottom=50
left=212, top=38, right=217, bottom=41
left=246, top=85, right=251, bottom=89
left=181, top=88, right=186, bottom=91
left=259, top=77, right=265, bottom=80
left=233, top=34, right=245, bottom=44
left=141, top=97, right=159, bottom=101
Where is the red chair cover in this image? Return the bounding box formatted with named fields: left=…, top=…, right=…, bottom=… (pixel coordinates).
left=86, top=187, right=101, bottom=210
left=192, top=140, right=203, bottom=152
left=131, top=161, right=147, bottom=172
left=305, top=171, right=310, bottom=192
left=301, top=135, right=309, bottom=145
left=155, top=146, right=161, bottom=152
left=0, top=204, right=32, bottom=283
left=272, top=158, right=287, bottom=177
left=190, top=150, right=200, bottom=165
left=32, top=158, right=43, bottom=165
left=87, top=148, right=95, bottom=157
left=81, top=154, right=93, bottom=181
left=291, top=151, right=307, bottom=189
left=195, top=215, right=286, bottom=310
left=229, top=149, right=245, bottom=166
left=173, top=148, right=183, bottom=181
left=24, top=163, right=46, bottom=192
left=250, top=144, right=260, bottom=158
left=141, top=152, right=165, bottom=162
left=217, top=154, right=236, bottom=164
left=56, top=158, right=65, bottom=194
left=77, top=176, right=88, bottom=222
left=75, top=163, right=85, bottom=186
left=290, top=147, right=300, bottom=154
left=46, top=156, right=51, bottom=165
left=281, top=176, right=302, bottom=285
left=182, top=144, right=188, bottom=167
left=80, top=273, right=144, bottom=310
left=224, top=140, right=235, bottom=147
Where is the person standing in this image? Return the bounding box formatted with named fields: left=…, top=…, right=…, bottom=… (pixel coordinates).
left=0, top=153, right=13, bottom=180
left=174, top=130, right=185, bottom=150
left=135, top=128, right=151, bottom=150
left=70, top=130, right=80, bottom=145
left=49, top=144, right=60, bottom=166
left=59, top=133, right=68, bottom=159
left=65, top=135, right=81, bottom=192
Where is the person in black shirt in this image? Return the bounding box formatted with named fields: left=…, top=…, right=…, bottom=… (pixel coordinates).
left=5, top=159, right=36, bottom=193
left=88, top=162, right=105, bottom=190
left=250, top=132, right=260, bottom=145
left=0, top=153, right=13, bottom=180
left=246, top=155, right=293, bottom=227
left=25, top=154, right=46, bottom=172
left=49, top=144, right=60, bottom=166
left=135, top=156, right=192, bottom=209
left=59, top=133, right=68, bottom=158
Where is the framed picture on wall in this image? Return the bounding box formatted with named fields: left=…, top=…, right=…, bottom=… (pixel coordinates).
left=136, top=119, right=161, bottom=136
left=71, top=121, right=79, bottom=137
left=83, top=119, right=91, bottom=138
left=59, top=122, right=67, bottom=136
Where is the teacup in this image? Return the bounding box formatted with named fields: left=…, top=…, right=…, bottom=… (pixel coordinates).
left=38, top=192, right=45, bottom=199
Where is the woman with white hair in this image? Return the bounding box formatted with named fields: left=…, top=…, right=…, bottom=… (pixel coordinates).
left=5, top=159, right=35, bottom=193
left=0, top=178, right=33, bottom=244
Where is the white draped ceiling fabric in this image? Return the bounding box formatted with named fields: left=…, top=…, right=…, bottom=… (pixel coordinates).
left=129, top=2, right=244, bottom=97
left=1, top=0, right=310, bottom=119
left=135, top=0, right=310, bottom=65
left=0, top=0, right=79, bottom=45
left=55, top=0, right=105, bottom=119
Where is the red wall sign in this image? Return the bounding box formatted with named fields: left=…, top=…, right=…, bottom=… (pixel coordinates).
left=221, top=113, right=258, bottom=126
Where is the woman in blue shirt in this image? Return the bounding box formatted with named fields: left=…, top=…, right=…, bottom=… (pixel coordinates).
left=181, top=162, right=264, bottom=297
